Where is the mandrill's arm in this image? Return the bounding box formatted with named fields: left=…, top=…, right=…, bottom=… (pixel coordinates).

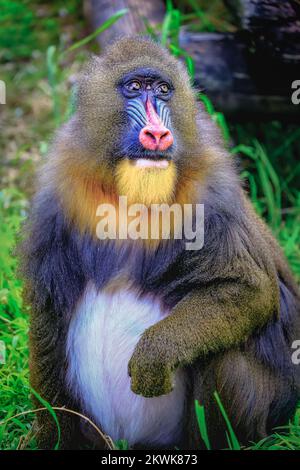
left=128, top=257, right=279, bottom=398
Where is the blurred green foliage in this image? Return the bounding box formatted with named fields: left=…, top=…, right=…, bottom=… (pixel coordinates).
left=0, top=189, right=26, bottom=319
left=0, top=1, right=54, bottom=61
left=0, top=189, right=33, bottom=450
left=0, top=0, right=83, bottom=62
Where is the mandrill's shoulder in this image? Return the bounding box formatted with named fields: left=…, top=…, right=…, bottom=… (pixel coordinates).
left=193, top=141, right=298, bottom=300
left=189, top=140, right=277, bottom=276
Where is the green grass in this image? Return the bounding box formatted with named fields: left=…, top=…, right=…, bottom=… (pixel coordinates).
left=0, top=189, right=33, bottom=449
left=0, top=0, right=300, bottom=451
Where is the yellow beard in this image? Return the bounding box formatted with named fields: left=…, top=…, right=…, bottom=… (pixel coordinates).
left=115, top=160, right=177, bottom=206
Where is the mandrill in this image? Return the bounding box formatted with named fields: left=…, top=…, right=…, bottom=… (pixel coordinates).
left=22, top=37, right=300, bottom=450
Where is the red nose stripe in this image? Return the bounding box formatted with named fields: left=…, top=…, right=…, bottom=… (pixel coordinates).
left=139, top=98, right=174, bottom=152
left=145, top=98, right=161, bottom=126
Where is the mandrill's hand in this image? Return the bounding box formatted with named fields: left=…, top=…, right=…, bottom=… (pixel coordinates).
left=128, top=330, right=175, bottom=398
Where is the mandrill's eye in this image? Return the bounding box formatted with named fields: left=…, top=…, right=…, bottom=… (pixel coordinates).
left=155, top=83, right=170, bottom=95
left=125, top=81, right=142, bottom=92
left=154, top=82, right=173, bottom=101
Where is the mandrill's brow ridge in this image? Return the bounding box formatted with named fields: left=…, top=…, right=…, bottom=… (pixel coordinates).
left=118, top=67, right=174, bottom=88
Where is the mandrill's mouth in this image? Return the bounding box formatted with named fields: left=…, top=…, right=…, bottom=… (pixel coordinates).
left=134, top=158, right=169, bottom=169
left=126, top=150, right=173, bottom=169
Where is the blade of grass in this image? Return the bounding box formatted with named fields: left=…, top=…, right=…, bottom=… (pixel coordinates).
left=169, top=9, right=181, bottom=48
left=143, top=18, right=159, bottom=41
left=46, top=45, right=60, bottom=127
left=195, top=400, right=211, bottom=450
left=169, top=44, right=195, bottom=80
left=161, top=11, right=173, bottom=46
left=188, top=0, right=215, bottom=31
left=214, top=391, right=241, bottom=450
left=255, top=140, right=281, bottom=226
left=31, top=388, right=61, bottom=450
left=63, top=9, right=128, bottom=54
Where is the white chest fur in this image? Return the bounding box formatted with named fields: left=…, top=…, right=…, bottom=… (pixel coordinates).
left=66, top=283, right=186, bottom=447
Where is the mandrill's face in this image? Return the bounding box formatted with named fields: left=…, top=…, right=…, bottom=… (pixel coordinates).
left=77, top=38, right=201, bottom=206
left=117, top=67, right=175, bottom=167
left=114, top=67, right=178, bottom=205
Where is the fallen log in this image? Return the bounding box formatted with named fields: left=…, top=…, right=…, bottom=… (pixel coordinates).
left=181, top=31, right=299, bottom=118
left=226, top=0, right=300, bottom=65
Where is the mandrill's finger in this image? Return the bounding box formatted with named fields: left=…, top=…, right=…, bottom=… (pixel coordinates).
left=130, top=364, right=174, bottom=398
